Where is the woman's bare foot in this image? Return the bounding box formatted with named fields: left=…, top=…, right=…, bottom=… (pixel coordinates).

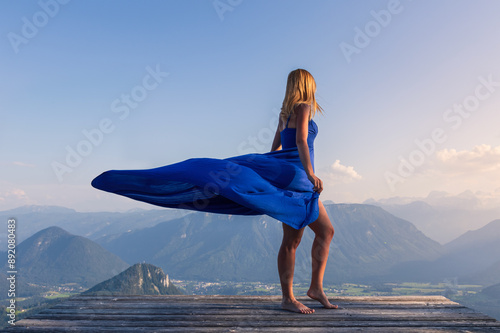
left=307, top=289, right=338, bottom=309
left=281, top=298, right=315, bottom=314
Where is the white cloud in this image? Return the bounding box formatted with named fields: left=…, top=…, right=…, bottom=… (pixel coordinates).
left=324, top=160, right=362, bottom=184
left=1, top=189, right=27, bottom=199
left=0, top=187, right=33, bottom=209
left=434, top=144, right=500, bottom=174
left=386, top=144, right=500, bottom=202
left=0, top=161, right=36, bottom=168
left=12, top=161, right=36, bottom=168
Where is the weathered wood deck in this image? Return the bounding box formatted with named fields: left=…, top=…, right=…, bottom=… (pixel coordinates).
left=7, top=295, right=500, bottom=332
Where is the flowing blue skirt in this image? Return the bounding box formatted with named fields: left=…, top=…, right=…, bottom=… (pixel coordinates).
left=91, top=147, right=319, bottom=229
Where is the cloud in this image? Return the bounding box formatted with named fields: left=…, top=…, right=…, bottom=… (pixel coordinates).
left=12, top=161, right=36, bottom=168
left=388, top=145, right=500, bottom=200
left=0, top=188, right=30, bottom=207
left=325, top=160, right=362, bottom=184
left=0, top=180, right=38, bottom=210
left=0, top=161, right=36, bottom=168
left=434, top=144, right=500, bottom=174
left=0, top=189, right=27, bottom=199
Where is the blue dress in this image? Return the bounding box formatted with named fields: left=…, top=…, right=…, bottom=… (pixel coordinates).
left=91, top=114, right=319, bottom=229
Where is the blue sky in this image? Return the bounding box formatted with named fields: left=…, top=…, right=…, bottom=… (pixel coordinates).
left=1, top=0, right=500, bottom=212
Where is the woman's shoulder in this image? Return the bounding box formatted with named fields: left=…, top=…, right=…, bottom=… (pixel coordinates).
left=294, top=103, right=312, bottom=121
left=294, top=103, right=311, bottom=115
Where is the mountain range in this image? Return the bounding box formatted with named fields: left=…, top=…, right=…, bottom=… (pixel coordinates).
left=0, top=205, right=187, bottom=252
left=366, top=190, right=500, bottom=244
left=96, top=203, right=443, bottom=284
left=1, top=226, right=129, bottom=288
left=1, top=202, right=499, bottom=326
left=1, top=202, right=499, bottom=290
left=386, top=218, right=500, bottom=285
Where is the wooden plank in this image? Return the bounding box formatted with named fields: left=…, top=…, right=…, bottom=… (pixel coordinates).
left=50, top=301, right=463, bottom=309
left=64, top=295, right=459, bottom=304
left=6, top=319, right=500, bottom=330
left=48, top=297, right=463, bottom=309
left=5, top=295, right=500, bottom=332
left=37, top=306, right=480, bottom=317
left=31, top=306, right=495, bottom=320
left=58, top=296, right=460, bottom=308
left=4, top=325, right=498, bottom=333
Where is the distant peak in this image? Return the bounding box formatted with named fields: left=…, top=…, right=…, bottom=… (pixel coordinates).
left=2, top=205, right=76, bottom=214
left=84, top=262, right=181, bottom=296
left=27, top=226, right=72, bottom=243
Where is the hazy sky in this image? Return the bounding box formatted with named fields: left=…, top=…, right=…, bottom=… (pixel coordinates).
left=1, top=0, right=500, bottom=212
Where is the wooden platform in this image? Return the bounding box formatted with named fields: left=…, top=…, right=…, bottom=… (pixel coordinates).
left=7, top=295, right=500, bottom=332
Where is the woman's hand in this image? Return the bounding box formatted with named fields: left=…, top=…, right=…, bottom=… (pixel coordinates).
left=307, top=173, right=323, bottom=193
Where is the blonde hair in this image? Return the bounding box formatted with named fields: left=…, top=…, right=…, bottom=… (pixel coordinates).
left=280, top=69, right=323, bottom=122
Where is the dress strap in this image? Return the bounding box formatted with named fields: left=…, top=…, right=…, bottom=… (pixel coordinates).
left=285, top=114, right=292, bottom=129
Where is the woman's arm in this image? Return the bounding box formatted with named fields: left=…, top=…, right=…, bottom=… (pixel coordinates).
left=270, top=119, right=282, bottom=152
left=295, top=104, right=323, bottom=193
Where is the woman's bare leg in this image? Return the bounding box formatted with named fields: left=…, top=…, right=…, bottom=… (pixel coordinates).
left=307, top=199, right=337, bottom=309
left=278, top=223, right=314, bottom=314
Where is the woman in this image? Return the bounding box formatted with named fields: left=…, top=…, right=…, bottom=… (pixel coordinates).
left=272, top=69, right=336, bottom=313
left=91, top=68, right=336, bottom=314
